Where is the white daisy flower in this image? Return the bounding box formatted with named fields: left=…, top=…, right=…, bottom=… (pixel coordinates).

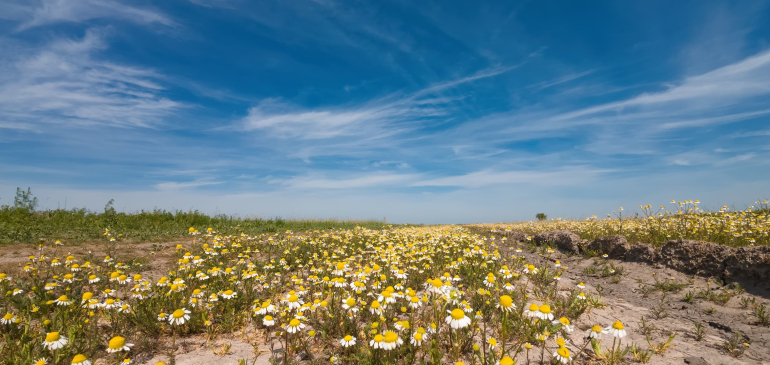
left=605, top=321, right=627, bottom=338
left=340, top=335, right=356, bottom=347
left=169, top=308, right=191, bottom=326
left=43, top=332, right=68, bottom=350
left=445, top=309, right=471, bottom=329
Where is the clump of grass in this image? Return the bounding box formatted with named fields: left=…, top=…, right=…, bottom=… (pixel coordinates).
left=693, top=322, right=705, bottom=341
left=753, top=304, right=770, bottom=326
left=652, top=276, right=689, bottom=293
left=696, top=289, right=732, bottom=305
left=721, top=332, right=750, bottom=358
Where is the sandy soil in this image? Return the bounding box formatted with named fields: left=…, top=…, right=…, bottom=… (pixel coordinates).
left=502, top=237, right=770, bottom=365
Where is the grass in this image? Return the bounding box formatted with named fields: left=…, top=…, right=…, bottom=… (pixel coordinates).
left=0, top=205, right=409, bottom=244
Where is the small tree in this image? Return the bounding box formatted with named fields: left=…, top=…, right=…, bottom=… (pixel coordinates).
left=535, top=213, right=547, bottom=221
left=14, top=187, right=38, bottom=212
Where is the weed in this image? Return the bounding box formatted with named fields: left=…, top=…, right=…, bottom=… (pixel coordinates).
left=646, top=333, right=675, bottom=354
left=683, top=290, right=695, bottom=303
left=753, top=304, right=770, bottom=326
left=693, top=322, right=705, bottom=341
left=638, top=316, right=656, bottom=336
left=630, top=343, right=654, bottom=363
left=696, top=289, right=732, bottom=305
left=652, top=277, right=688, bottom=293
left=739, top=296, right=756, bottom=309
left=728, top=282, right=746, bottom=295
left=721, top=332, right=749, bottom=358
left=651, top=295, right=670, bottom=320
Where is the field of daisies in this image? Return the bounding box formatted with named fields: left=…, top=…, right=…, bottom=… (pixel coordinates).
left=1, top=198, right=768, bottom=365
left=1, top=225, right=628, bottom=365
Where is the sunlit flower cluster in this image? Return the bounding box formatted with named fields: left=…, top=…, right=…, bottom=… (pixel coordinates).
left=484, top=199, right=770, bottom=246
left=0, top=224, right=634, bottom=364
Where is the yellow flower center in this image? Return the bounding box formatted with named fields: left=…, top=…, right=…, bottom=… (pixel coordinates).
left=288, top=295, right=299, bottom=302
left=346, top=298, right=355, bottom=306
left=371, top=300, right=381, bottom=309
left=72, top=354, right=87, bottom=363
left=344, top=335, right=353, bottom=341
left=3, top=313, right=13, bottom=320
left=108, top=336, right=126, bottom=350
left=414, top=333, right=423, bottom=341
left=289, top=319, right=301, bottom=327
left=612, top=321, right=624, bottom=330
left=57, top=295, right=68, bottom=302
left=106, top=299, right=115, bottom=305
left=557, top=347, right=571, bottom=358
left=499, top=357, right=514, bottom=365
left=172, top=309, right=185, bottom=318
left=488, top=338, right=497, bottom=346
left=373, top=334, right=384, bottom=342
left=45, top=332, right=60, bottom=342
left=450, top=309, right=465, bottom=320
left=264, top=315, right=273, bottom=321
left=528, top=303, right=539, bottom=311
left=431, top=278, right=443, bottom=288
left=499, top=295, right=513, bottom=307
left=539, top=304, right=551, bottom=314
left=560, top=317, right=570, bottom=325
left=383, top=331, right=398, bottom=343
left=592, top=325, right=603, bottom=333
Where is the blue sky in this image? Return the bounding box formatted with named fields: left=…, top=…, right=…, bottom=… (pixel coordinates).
left=1, top=0, right=769, bottom=223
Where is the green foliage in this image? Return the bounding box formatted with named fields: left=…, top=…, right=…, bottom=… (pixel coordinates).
left=0, top=188, right=410, bottom=244
left=753, top=303, right=770, bottom=326
left=535, top=212, right=547, bottom=221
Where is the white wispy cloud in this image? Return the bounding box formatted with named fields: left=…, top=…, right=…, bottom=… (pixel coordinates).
left=12, top=0, right=174, bottom=31
left=239, top=65, right=514, bottom=141
left=528, top=69, right=595, bottom=92
left=659, top=109, right=770, bottom=129
left=155, top=179, right=223, bottom=191
left=732, top=129, right=770, bottom=137
left=410, top=167, right=606, bottom=188
left=266, top=166, right=606, bottom=191
left=271, top=172, right=422, bottom=189
left=667, top=152, right=756, bottom=166
left=550, top=49, right=770, bottom=123
left=0, top=28, right=183, bottom=130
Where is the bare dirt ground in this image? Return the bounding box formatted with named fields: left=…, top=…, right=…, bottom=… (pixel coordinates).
left=512, top=248, right=770, bottom=365
left=1, top=234, right=769, bottom=365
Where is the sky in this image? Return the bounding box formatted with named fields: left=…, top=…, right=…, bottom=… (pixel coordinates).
left=1, top=0, right=769, bottom=223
